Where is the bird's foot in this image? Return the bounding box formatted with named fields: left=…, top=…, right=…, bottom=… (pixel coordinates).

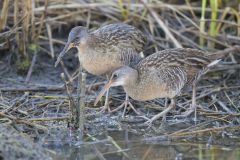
left=144, top=112, right=167, bottom=127
left=98, top=104, right=111, bottom=113
left=144, top=119, right=154, bottom=128
left=174, top=109, right=194, bottom=118
left=144, top=104, right=175, bottom=127
left=110, top=100, right=142, bottom=118
left=174, top=104, right=201, bottom=122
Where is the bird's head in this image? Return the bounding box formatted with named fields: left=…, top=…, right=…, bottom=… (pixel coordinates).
left=94, top=66, right=137, bottom=106
left=55, top=26, right=88, bottom=67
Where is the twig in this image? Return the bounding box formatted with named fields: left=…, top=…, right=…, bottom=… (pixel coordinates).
left=141, top=145, right=153, bottom=160
left=76, top=69, right=82, bottom=129
left=107, top=136, right=130, bottom=159
left=46, top=21, right=54, bottom=58
left=34, top=3, right=112, bottom=12
left=25, top=51, right=38, bottom=83
left=0, top=81, right=105, bottom=92
left=211, top=95, right=233, bottom=114
left=39, top=35, right=65, bottom=45
left=33, top=3, right=237, bottom=15
left=36, top=0, right=49, bottom=40
left=0, top=0, right=9, bottom=30
left=0, top=86, right=65, bottom=92
left=0, top=112, right=47, bottom=131
left=141, top=0, right=182, bottom=48
left=79, top=72, right=86, bottom=130
left=93, top=145, right=106, bottom=160
left=180, top=86, right=240, bottom=106
left=75, top=64, right=87, bottom=131
left=207, top=45, right=240, bottom=58
left=29, top=116, right=69, bottom=121
left=60, top=61, right=71, bottom=81
left=209, top=64, right=240, bottom=72
left=169, top=125, right=240, bottom=137
left=60, top=73, right=76, bottom=125
left=2, top=92, right=29, bottom=113
left=170, top=28, right=201, bottom=49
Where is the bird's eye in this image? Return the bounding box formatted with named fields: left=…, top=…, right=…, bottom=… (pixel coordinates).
left=112, top=74, right=118, bottom=79
left=72, top=37, right=80, bottom=43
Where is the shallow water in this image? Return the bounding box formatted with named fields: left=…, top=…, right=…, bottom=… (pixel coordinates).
left=44, top=130, right=240, bottom=160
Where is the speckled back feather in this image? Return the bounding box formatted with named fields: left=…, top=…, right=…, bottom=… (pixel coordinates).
left=137, top=48, right=218, bottom=93
left=89, top=23, right=147, bottom=67
left=92, top=23, right=146, bottom=53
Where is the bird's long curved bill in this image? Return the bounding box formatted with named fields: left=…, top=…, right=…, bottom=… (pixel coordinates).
left=54, top=42, right=72, bottom=67
left=94, top=80, right=113, bottom=106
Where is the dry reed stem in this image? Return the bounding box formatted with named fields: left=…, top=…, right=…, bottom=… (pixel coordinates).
left=22, top=0, right=32, bottom=56
left=30, top=0, right=36, bottom=43
left=1, top=0, right=238, bottom=56
left=60, top=73, right=76, bottom=125
left=107, top=135, right=130, bottom=159
left=142, top=1, right=182, bottom=48
left=36, top=0, right=49, bottom=42
left=25, top=50, right=37, bottom=83
left=79, top=72, right=86, bottom=131
left=13, top=0, right=19, bottom=50
left=0, top=112, right=47, bottom=131
left=93, top=145, right=106, bottom=160
left=169, top=125, right=240, bottom=137
left=33, top=2, right=238, bottom=15
left=0, top=0, right=9, bottom=30
left=0, top=0, right=239, bottom=139
left=46, top=22, right=54, bottom=58
left=29, top=116, right=69, bottom=122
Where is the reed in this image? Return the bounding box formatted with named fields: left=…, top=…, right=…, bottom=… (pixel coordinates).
left=208, top=0, right=218, bottom=48
left=199, top=0, right=207, bottom=47
left=217, top=7, right=240, bottom=37
left=0, top=0, right=239, bottom=68
left=0, top=0, right=9, bottom=31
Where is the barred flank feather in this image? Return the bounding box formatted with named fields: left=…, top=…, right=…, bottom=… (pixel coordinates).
left=104, top=47, right=239, bottom=102
left=135, top=48, right=223, bottom=98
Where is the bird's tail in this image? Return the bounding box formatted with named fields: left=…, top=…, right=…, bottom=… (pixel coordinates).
left=207, top=59, right=221, bottom=67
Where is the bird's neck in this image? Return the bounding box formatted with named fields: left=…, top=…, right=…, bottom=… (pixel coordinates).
left=87, top=33, right=102, bottom=45
left=122, top=72, right=143, bottom=101
left=76, top=34, right=90, bottom=55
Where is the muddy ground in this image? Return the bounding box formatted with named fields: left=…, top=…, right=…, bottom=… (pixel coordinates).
left=0, top=45, right=240, bottom=159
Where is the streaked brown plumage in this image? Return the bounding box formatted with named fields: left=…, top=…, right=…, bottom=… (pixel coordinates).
left=55, top=23, right=147, bottom=112
left=95, top=48, right=225, bottom=124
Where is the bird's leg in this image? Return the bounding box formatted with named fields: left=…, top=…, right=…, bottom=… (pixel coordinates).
left=122, top=94, right=130, bottom=117
left=99, top=75, right=112, bottom=113
left=192, top=83, right=197, bottom=121
left=99, top=88, right=111, bottom=112
left=111, top=94, right=141, bottom=117
left=145, top=98, right=175, bottom=126
left=162, top=98, right=168, bottom=122
left=174, top=83, right=198, bottom=121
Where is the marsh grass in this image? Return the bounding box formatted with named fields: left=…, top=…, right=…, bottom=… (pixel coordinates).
left=0, top=0, right=239, bottom=121
left=0, top=3, right=240, bottom=158
left=199, top=0, right=207, bottom=47
left=208, top=0, right=218, bottom=48
left=0, top=1, right=239, bottom=56
left=0, top=0, right=9, bottom=31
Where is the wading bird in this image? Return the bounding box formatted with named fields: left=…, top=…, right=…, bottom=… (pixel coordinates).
left=55, top=23, right=147, bottom=113
left=94, top=48, right=226, bottom=124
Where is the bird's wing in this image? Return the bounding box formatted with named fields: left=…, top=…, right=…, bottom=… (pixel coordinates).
left=92, top=23, right=146, bottom=52
left=137, top=48, right=212, bottom=85
left=91, top=23, right=147, bottom=66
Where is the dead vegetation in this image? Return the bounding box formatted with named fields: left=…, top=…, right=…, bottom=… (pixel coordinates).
left=0, top=0, right=240, bottom=158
